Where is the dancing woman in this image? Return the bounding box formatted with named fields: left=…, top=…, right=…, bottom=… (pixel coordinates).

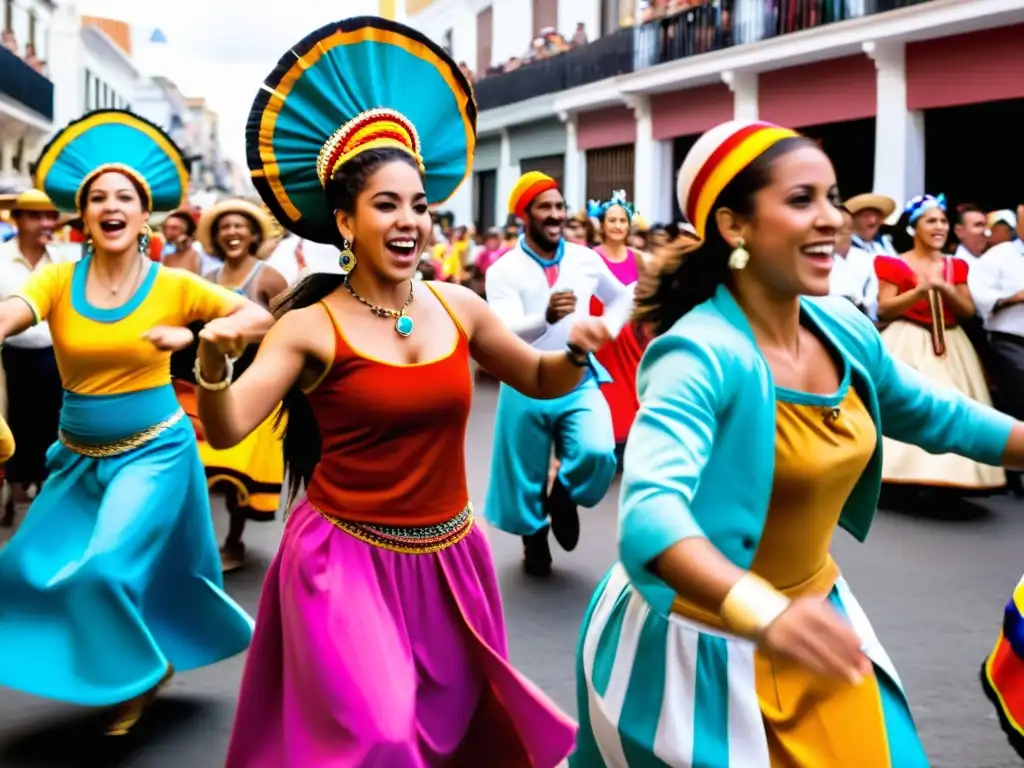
left=587, top=191, right=649, bottom=454
left=0, top=110, right=269, bottom=735
left=194, top=199, right=288, bottom=570
left=573, top=120, right=1024, bottom=766
left=203, top=18, right=596, bottom=767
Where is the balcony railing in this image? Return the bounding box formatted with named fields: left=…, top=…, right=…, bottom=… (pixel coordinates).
left=0, top=45, right=54, bottom=121
left=635, top=0, right=934, bottom=69
left=473, top=26, right=635, bottom=111
left=473, top=0, right=936, bottom=112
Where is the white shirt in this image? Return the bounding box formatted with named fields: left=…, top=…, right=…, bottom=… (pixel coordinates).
left=954, top=243, right=983, bottom=266
left=851, top=233, right=896, bottom=257
left=828, top=245, right=878, bottom=320
left=967, top=241, right=1024, bottom=336
left=0, top=239, right=55, bottom=349
left=485, top=239, right=634, bottom=351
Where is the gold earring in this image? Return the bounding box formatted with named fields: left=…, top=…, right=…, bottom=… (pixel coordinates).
left=338, top=238, right=356, bottom=274
left=728, top=239, right=749, bottom=270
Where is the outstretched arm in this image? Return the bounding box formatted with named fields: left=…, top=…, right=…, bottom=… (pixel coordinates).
left=196, top=305, right=332, bottom=449
left=0, top=297, right=37, bottom=344
left=436, top=283, right=608, bottom=400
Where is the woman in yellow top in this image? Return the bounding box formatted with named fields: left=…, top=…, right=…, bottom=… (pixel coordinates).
left=195, top=198, right=288, bottom=571
left=0, top=110, right=272, bottom=736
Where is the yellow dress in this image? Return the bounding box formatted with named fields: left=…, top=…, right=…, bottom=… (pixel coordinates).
left=193, top=265, right=285, bottom=521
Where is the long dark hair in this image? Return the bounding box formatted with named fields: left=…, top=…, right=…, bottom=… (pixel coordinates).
left=635, top=137, right=816, bottom=337
left=276, top=146, right=423, bottom=503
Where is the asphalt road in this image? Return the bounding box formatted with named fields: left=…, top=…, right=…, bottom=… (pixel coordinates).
left=0, top=378, right=1022, bottom=767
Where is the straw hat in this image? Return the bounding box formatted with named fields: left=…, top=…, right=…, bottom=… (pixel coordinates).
left=196, top=198, right=273, bottom=257
left=844, top=193, right=897, bottom=219
left=0, top=189, right=59, bottom=214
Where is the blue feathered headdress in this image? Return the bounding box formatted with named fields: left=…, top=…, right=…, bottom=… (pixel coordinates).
left=33, top=109, right=188, bottom=213
left=246, top=17, right=477, bottom=246
left=587, top=190, right=637, bottom=222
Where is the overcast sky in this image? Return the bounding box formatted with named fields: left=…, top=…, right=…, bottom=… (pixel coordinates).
left=75, top=0, right=382, bottom=167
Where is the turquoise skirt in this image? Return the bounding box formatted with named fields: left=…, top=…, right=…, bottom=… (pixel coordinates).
left=0, top=384, right=254, bottom=706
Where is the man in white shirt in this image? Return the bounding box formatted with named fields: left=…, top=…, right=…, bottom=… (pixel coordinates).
left=846, top=193, right=898, bottom=257
left=987, top=209, right=1024, bottom=255
left=0, top=190, right=63, bottom=526
left=952, top=204, right=988, bottom=265
left=485, top=172, right=632, bottom=576
left=829, top=206, right=878, bottom=320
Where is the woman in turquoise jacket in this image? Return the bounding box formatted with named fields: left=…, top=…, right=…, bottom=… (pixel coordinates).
left=573, top=120, right=1024, bottom=767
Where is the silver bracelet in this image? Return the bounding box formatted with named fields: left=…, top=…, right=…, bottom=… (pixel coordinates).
left=193, top=355, right=234, bottom=391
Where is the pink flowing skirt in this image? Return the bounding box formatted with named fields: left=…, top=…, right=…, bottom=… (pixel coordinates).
left=225, top=499, right=576, bottom=767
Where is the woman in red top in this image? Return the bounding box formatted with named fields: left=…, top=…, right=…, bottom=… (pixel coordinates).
left=874, top=193, right=1004, bottom=492
left=195, top=19, right=610, bottom=767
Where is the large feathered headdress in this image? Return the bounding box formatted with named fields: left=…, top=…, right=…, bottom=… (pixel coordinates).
left=246, top=16, right=477, bottom=246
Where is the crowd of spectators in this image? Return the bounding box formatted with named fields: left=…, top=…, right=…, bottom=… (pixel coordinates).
left=1, top=28, right=45, bottom=75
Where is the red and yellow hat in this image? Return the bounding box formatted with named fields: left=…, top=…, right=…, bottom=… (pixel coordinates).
left=677, top=120, right=800, bottom=240
left=508, top=171, right=558, bottom=220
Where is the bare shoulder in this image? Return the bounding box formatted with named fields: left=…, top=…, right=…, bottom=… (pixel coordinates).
left=267, top=303, right=335, bottom=363
left=427, top=280, right=487, bottom=332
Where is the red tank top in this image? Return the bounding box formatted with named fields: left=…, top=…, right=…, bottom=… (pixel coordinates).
left=305, top=286, right=472, bottom=526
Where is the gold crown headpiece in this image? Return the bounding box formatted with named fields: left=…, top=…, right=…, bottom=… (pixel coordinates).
left=316, top=108, right=425, bottom=188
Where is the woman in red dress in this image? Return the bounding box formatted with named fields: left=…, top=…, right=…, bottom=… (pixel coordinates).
left=587, top=192, right=647, bottom=458
left=874, top=193, right=1004, bottom=494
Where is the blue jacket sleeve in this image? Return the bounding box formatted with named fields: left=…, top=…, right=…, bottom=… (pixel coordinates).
left=860, top=314, right=1013, bottom=465
left=619, top=333, right=726, bottom=575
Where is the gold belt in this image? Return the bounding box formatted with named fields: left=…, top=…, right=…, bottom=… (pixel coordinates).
left=59, top=410, right=186, bottom=458
left=316, top=503, right=475, bottom=554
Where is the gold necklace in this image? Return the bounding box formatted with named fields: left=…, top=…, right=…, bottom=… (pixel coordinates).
left=95, top=254, right=143, bottom=295
left=344, top=276, right=415, bottom=337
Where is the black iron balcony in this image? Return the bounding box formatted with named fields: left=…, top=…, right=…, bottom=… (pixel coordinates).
left=0, top=45, right=53, bottom=121
left=473, top=27, right=635, bottom=112
left=635, top=0, right=936, bottom=70
left=473, top=0, right=937, bottom=112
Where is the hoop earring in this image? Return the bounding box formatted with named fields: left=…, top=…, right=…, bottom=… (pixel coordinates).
left=339, top=238, right=356, bottom=274
left=138, top=224, right=151, bottom=256
left=728, top=239, right=749, bottom=270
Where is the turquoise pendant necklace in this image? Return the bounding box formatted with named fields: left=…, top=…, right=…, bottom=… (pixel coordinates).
left=344, top=277, right=415, bottom=337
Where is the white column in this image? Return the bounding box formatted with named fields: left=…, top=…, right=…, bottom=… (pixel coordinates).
left=626, top=95, right=672, bottom=224
left=722, top=70, right=758, bottom=122
left=495, top=129, right=519, bottom=225
left=0, top=138, right=18, bottom=175
left=559, top=111, right=586, bottom=212
left=864, top=41, right=924, bottom=205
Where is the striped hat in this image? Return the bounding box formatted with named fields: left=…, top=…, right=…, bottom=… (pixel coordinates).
left=509, top=171, right=558, bottom=220
left=677, top=121, right=800, bottom=240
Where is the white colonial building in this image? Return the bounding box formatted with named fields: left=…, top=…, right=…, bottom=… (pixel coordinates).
left=402, top=0, right=1024, bottom=232
left=0, top=0, right=55, bottom=190
left=48, top=8, right=140, bottom=132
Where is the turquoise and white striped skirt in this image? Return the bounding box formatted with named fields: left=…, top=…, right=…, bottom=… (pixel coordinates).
left=572, top=564, right=930, bottom=767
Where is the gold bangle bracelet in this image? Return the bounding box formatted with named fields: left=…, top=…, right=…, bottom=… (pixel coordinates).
left=719, top=572, right=790, bottom=640
left=193, top=355, right=233, bottom=392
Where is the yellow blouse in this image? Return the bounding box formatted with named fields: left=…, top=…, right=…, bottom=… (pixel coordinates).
left=15, top=259, right=244, bottom=396
left=750, top=383, right=877, bottom=596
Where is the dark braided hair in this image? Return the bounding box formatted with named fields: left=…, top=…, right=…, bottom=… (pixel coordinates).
left=276, top=147, right=424, bottom=503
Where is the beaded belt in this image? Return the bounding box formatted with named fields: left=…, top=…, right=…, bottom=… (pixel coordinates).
left=59, top=410, right=186, bottom=458
left=316, top=503, right=474, bottom=554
